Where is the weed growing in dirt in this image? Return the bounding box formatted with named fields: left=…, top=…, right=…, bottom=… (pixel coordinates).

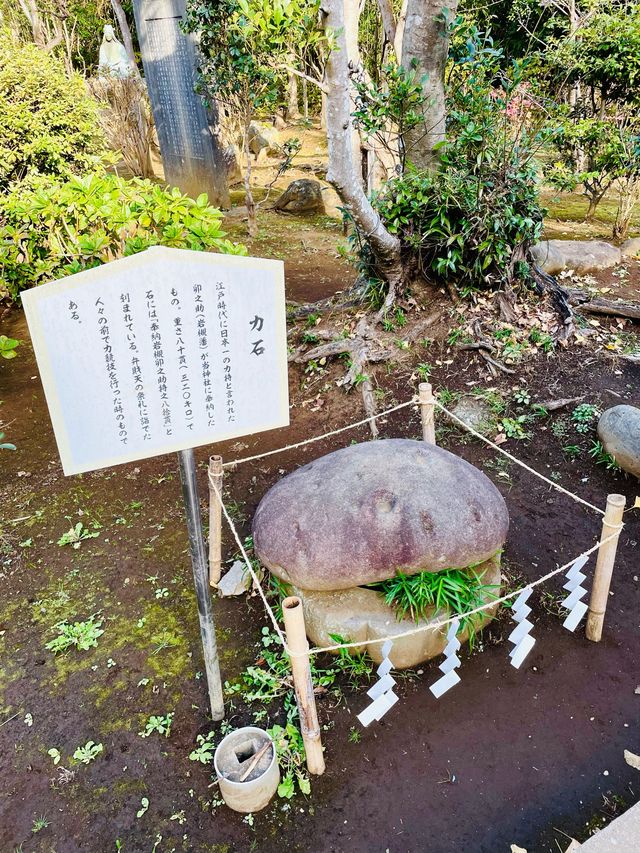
left=588, top=440, right=621, bottom=471
left=31, top=814, right=49, bottom=833
left=370, top=566, right=498, bottom=648
left=499, top=416, right=530, bottom=440
left=348, top=727, right=361, bottom=744
left=72, top=741, right=103, bottom=764
left=571, top=403, right=600, bottom=433
left=45, top=614, right=104, bottom=653
left=47, top=748, right=61, bottom=765
left=189, top=731, right=216, bottom=764
left=139, top=713, right=173, bottom=738
left=57, top=522, right=99, bottom=549
left=268, top=722, right=310, bottom=798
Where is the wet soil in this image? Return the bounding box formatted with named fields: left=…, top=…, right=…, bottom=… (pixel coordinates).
left=1, top=220, right=640, bottom=853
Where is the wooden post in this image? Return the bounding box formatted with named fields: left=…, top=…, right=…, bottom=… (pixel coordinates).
left=419, top=382, right=436, bottom=444
left=585, top=493, right=625, bottom=642
left=208, top=455, right=223, bottom=587
left=281, top=596, right=325, bottom=775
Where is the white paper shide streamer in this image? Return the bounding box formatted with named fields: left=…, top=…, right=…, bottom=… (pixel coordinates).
left=560, top=554, right=590, bottom=632
left=430, top=618, right=462, bottom=698
left=508, top=588, right=536, bottom=669
left=357, top=641, right=398, bottom=727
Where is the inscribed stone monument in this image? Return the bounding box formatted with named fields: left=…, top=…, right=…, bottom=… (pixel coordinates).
left=132, top=0, right=229, bottom=206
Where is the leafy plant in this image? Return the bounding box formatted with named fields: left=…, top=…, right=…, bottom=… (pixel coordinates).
left=57, top=523, right=99, bottom=549
left=47, top=748, right=61, bottom=765
left=139, top=713, right=174, bottom=738
left=0, top=172, right=245, bottom=304
left=0, top=336, right=20, bottom=359
left=370, top=565, right=498, bottom=648
left=571, top=403, right=599, bottom=434
left=0, top=432, right=16, bottom=451
left=499, top=416, right=530, bottom=440
left=362, top=22, right=546, bottom=294
left=267, top=722, right=310, bottom=798
left=45, top=615, right=104, bottom=653
left=189, top=731, right=216, bottom=764
left=31, top=815, right=49, bottom=833
left=327, top=635, right=373, bottom=686
left=72, top=741, right=103, bottom=764
left=0, top=30, right=107, bottom=190
left=588, top=440, right=621, bottom=471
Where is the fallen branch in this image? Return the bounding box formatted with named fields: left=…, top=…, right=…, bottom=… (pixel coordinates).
left=539, top=395, right=585, bottom=412
left=576, top=297, right=640, bottom=322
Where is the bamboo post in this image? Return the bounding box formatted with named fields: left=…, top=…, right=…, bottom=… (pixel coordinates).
left=585, top=493, right=625, bottom=642
left=281, top=596, right=325, bottom=775
left=419, top=382, right=436, bottom=444
left=208, top=455, right=223, bottom=587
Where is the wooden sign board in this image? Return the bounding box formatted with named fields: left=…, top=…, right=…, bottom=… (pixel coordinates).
left=22, top=247, right=289, bottom=475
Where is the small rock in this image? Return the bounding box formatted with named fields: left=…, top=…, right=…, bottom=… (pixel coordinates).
left=635, top=686, right=640, bottom=694
left=531, top=240, right=622, bottom=274
left=222, top=144, right=242, bottom=185
left=273, top=179, right=325, bottom=214
left=620, top=237, right=640, bottom=257
left=217, top=560, right=251, bottom=597
left=624, top=749, right=640, bottom=771
left=247, top=122, right=280, bottom=158
left=511, top=845, right=527, bottom=853
left=597, top=405, right=640, bottom=478
left=451, top=396, right=494, bottom=435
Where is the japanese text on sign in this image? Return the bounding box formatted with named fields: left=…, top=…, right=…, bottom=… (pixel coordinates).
left=22, top=247, right=289, bottom=475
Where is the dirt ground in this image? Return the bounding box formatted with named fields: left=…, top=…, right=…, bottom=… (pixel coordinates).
left=1, top=138, right=640, bottom=852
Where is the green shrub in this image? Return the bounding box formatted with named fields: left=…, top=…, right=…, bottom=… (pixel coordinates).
left=0, top=172, right=245, bottom=303
left=355, top=23, right=546, bottom=298
left=0, top=30, right=107, bottom=188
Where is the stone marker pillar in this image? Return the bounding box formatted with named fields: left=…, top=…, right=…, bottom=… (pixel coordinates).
left=132, top=0, right=229, bottom=207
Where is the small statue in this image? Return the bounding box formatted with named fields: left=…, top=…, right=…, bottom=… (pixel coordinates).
left=98, top=24, right=134, bottom=79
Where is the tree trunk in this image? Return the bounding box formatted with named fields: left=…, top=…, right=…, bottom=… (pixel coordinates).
left=400, top=0, right=457, bottom=172
left=376, top=0, right=397, bottom=47
left=242, top=119, right=258, bottom=237
left=110, top=0, right=139, bottom=76
left=320, top=0, right=403, bottom=301
left=286, top=54, right=301, bottom=120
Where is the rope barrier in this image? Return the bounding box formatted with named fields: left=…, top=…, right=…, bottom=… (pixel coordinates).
left=302, top=528, right=622, bottom=657
left=210, top=473, right=623, bottom=659
left=208, top=478, right=288, bottom=650
left=208, top=389, right=621, bottom=661
left=221, top=399, right=417, bottom=468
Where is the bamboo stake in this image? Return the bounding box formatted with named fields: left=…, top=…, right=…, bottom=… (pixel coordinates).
left=208, top=455, right=223, bottom=587
left=585, top=493, right=625, bottom=642
left=419, top=382, right=436, bottom=444
left=281, top=596, right=325, bottom=775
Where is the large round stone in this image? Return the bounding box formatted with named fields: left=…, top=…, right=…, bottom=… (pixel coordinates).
left=597, top=405, right=640, bottom=478
left=252, top=439, right=509, bottom=591
left=531, top=240, right=621, bottom=274
left=293, top=557, right=501, bottom=668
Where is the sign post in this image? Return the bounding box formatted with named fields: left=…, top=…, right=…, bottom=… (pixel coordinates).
left=22, top=246, right=289, bottom=721
left=178, top=447, right=224, bottom=719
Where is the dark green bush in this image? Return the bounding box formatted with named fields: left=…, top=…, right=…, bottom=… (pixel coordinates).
left=0, top=173, right=245, bottom=303
left=0, top=30, right=107, bottom=188
left=362, top=24, right=547, bottom=296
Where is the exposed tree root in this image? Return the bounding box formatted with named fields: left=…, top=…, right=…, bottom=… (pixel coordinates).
left=530, top=264, right=575, bottom=342
left=292, top=307, right=441, bottom=436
